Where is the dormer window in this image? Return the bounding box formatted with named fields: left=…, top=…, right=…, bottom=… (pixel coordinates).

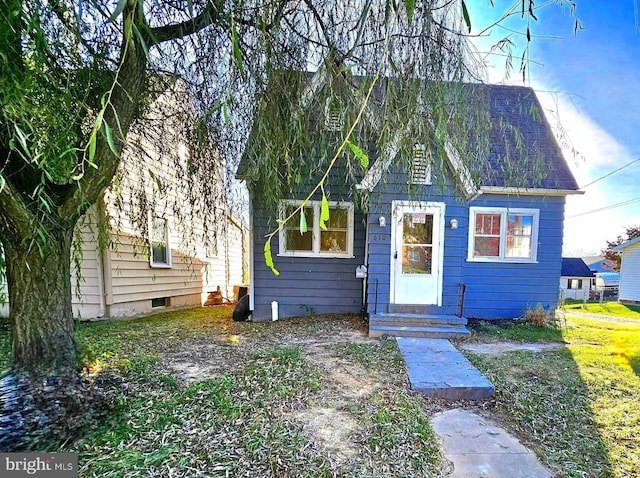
left=324, top=97, right=343, bottom=131
left=410, top=144, right=431, bottom=185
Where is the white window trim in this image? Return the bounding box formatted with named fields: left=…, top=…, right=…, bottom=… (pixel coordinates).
left=278, top=199, right=355, bottom=258
left=467, top=207, right=539, bottom=263
left=149, top=213, right=172, bottom=268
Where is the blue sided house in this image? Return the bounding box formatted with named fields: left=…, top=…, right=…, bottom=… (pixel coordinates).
left=236, top=70, right=581, bottom=337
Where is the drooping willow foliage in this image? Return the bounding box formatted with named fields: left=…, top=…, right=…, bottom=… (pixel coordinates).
left=0, top=0, right=571, bottom=372
left=239, top=1, right=494, bottom=209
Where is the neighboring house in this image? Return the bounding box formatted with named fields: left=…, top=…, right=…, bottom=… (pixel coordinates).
left=560, top=258, right=594, bottom=300
left=613, top=237, right=640, bottom=304
left=583, top=256, right=618, bottom=273
left=237, top=70, right=580, bottom=335
left=1, top=81, right=248, bottom=320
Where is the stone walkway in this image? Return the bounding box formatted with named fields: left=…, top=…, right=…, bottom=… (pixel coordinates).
left=432, top=409, right=553, bottom=478
left=396, top=337, right=495, bottom=400
left=396, top=338, right=554, bottom=477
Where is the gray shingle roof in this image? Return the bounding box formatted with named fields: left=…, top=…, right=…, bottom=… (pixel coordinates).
left=237, top=77, right=579, bottom=193
left=561, top=258, right=595, bottom=277
left=477, top=84, right=578, bottom=190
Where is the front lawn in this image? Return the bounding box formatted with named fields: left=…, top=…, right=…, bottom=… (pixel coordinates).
left=460, top=314, right=640, bottom=478
left=2, top=308, right=639, bottom=477
left=1, top=307, right=446, bottom=477
left=563, top=300, right=640, bottom=319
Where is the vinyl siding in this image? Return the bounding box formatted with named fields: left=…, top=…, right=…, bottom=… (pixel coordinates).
left=71, top=214, right=104, bottom=319
left=249, top=180, right=365, bottom=321
left=619, top=242, right=640, bottom=302
left=73, top=85, right=245, bottom=319
left=461, top=194, right=565, bottom=318
left=560, top=276, right=591, bottom=300
left=365, top=166, right=567, bottom=319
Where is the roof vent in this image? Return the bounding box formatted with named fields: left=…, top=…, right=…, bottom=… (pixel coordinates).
left=324, top=97, right=343, bottom=132
left=410, top=144, right=431, bottom=185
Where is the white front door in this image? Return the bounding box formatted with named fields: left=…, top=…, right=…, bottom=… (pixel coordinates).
left=391, top=201, right=445, bottom=305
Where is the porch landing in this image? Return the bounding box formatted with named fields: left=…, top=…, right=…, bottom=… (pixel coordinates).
left=396, top=337, right=495, bottom=400
left=369, top=312, right=470, bottom=339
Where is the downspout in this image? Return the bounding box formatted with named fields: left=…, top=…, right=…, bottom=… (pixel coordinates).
left=225, top=215, right=231, bottom=299
left=362, top=214, right=370, bottom=318
left=96, top=202, right=111, bottom=318
left=248, top=199, right=255, bottom=314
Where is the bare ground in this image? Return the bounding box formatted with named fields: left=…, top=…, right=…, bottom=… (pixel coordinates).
left=161, top=312, right=394, bottom=464
left=158, top=309, right=564, bottom=470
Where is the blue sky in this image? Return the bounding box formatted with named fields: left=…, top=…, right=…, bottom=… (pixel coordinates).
left=468, top=0, right=640, bottom=256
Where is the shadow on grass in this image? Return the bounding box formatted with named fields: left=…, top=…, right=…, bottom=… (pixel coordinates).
left=462, top=320, right=617, bottom=477
left=625, top=352, right=640, bottom=378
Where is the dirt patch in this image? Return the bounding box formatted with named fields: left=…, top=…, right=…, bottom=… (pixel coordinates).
left=295, top=407, right=361, bottom=463
left=163, top=338, right=253, bottom=384
left=161, top=314, right=386, bottom=463
left=163, top=314, right=375, bottom=385
left=460, top=341, right=565, bottom=356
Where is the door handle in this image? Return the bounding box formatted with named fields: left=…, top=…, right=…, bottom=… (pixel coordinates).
left=394, top=251, right=397, bottom=259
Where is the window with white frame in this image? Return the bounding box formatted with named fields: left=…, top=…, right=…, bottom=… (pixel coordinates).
left=568, top=279, right=583, bottom=290
left=150, top=215, right=171, bottom=267
left=468, top=207, right=539, bottom=262
left=410, top=144, right=431, bottom=185
left=206, top=227, right=218, bottom=257
left=279, top=200, right=354, bottom=257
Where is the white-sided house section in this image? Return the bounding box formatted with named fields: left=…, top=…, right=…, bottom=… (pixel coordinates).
left=559, top=258, right=594, bottom=301
left=70, top=82, right=248, bottom=320
left=71, top=210, right=247, bottom=320
left=614, top=237, right=640, bottom=304
left=561, top=276, right=591, bottom=301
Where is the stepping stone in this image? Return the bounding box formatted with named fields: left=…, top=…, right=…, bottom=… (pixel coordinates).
left=432, top=409, right=553, bottom=477
left=397, top=338, right=495, bottom=400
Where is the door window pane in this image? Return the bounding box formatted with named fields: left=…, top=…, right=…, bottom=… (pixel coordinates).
left=402, top=245, right=432, bottom=274
left=403, top=213, right=433, bottom=245
left=402, top=213, right=433, bottom=274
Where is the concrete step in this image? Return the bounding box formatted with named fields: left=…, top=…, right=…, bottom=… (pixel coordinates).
left=397, top=338, right=495, bottom=400
left=389, top=304, right=456, bottom=315
left=370, top=313, right=467, bottom=327
left=369, top=324, right=470, bottom=339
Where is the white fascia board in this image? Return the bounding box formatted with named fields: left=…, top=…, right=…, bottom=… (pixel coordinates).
left=613, top=236, right=640, bottom=252
left=298, top=64, right=328, bottom=111
left=357, top=127, right=404, bottom=191
left=480, top=186, right=585, bottom=197
left=442, top=139, right=478, bottom=199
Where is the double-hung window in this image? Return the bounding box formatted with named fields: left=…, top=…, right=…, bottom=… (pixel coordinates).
left=468, top=207, right=539, bottom=262
left=279, top=200, right=354, bottom=258
left=150, top=215, right=172, bottom=267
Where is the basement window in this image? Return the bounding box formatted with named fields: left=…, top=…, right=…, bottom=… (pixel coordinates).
left=151, top=297, right=169, bottom=308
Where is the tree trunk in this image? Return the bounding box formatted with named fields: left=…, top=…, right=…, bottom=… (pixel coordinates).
left=4, top=224, right=77, bottom=374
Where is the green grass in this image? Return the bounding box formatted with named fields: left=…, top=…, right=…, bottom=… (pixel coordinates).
left=462, top=320, right=564, bottom=343
left=563, top=300, right=640, bottom=319
left=78, top=345, right=330, bottom=477
left=8, top=305, right=638, bottom=477
left=464, top=314, right=640, bottom=478
left=0, top=308, right=444, bottom=476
